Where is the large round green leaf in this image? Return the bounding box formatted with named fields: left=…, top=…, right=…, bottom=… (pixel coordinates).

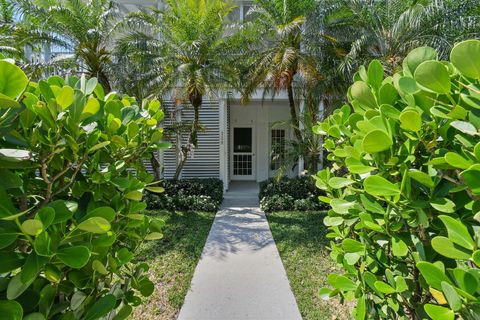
left=56, top=246, right=91, bottom=268
left=0, top=61, right=28, bottom=99
left=351, top=81, right=377, bottom=108
left=362, top=130, right=392, bottom=153
left=0, top=252, right=24, bottom=273
left=77, top=217, right=111, bottom=234
left=450, top=39, right=480, bottom=79
left=378, top=83, right=399, bottom=105
left=21, top=219, right=43, bottom=236
left=400, top=110, right=422, bottom=132
left=439, top=215, right=475, bottom=250
left=364, top=175, right=400, bottom=197
left=415, top=61, right=451, bottom=94
left=0, top=300, right=23, bottom=320
left=404, top=46, right=437, bottom=75
left=367, top=60, right=384, bottom=89
left=81, top=207, right=116, bottom=222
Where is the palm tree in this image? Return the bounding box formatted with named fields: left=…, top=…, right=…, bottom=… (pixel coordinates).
left=115, top=0, right=239, bottom=179
left=241, top=0, right=319, bottom=143
left=323, top=0, right=480, bottom=76
left=18, top=0, right=119, bottom=91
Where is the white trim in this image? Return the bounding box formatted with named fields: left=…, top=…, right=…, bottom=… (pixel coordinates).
left=230, top=125, right=256, bottom=181
left=219, top=95, right=228, bottom=191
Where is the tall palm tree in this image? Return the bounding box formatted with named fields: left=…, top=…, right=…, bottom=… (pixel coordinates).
left=115, top=0, right=239, bottom=179
left=18, top=0, right=119, bottom=91
left=241, top=0, right=319, bottom=143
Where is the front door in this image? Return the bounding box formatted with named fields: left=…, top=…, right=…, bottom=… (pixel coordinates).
left=231, top=127, right=255, bottom=180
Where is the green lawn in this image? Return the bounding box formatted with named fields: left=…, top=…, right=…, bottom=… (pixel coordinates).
left=131, top=210, right=215, bottom=320
left=267, top=211, right=353, bottom=320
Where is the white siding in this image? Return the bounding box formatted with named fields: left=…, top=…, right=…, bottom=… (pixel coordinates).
left=162, top=101, right=221, bottom=179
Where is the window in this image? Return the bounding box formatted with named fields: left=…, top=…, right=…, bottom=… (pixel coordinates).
left=271, top=129, right=286, bottom=171
left=242, top=3, right=253, bottom=21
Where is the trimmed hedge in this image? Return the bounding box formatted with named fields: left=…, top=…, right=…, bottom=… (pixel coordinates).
left=259, top=177, right=327, bottom=212
left=145, top=178, right=223, bottom=212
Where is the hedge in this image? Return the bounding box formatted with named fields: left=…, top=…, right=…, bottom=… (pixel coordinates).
left=314, top=40, right=480, bottom=320
left=0, top=61, right=169, bottom=319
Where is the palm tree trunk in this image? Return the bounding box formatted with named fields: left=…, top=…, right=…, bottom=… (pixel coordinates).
left=287, top=83, right=303, bottom=142
left=173, top=97, right=201, bottom=180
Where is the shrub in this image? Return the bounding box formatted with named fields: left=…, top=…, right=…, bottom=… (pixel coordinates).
left=259, top=177, right=327, bottom=212
left=314, top=40, right=480, bottom=320
left=145, top=178, right=223, bottom=212
left=0, top=61, right=169, bottom=319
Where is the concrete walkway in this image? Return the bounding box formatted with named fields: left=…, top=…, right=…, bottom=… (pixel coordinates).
left=177, top=182, right=302, bottom=320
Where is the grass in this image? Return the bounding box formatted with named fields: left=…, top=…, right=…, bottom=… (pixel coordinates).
left=131, top=210, right=215, bottom=320
left=267, top=210, right=353, bottom=320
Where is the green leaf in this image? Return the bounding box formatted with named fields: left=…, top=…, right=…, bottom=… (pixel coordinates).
left=431, top=236, right=471, bottom=260
left=450, top=121, right=478, bottom=136
left=367, top=60, right=384, bottom=89
left=438, top=215, right=475, bottom=250
left=378, top=85, right=399, bottom=106
left=364, top=175, right=400, bottom=197
left=328, top=177, right=354, bottom=189
left=125, top=190, right=143, bottom=201
left=77, top=217, right=111, bottom=234
left=342, top=239, right=365, bottom=253
left=362, top=130, right=392, bottom=153
left=85, top=78, right=98, bottom=95
left=47, top=200, right=75, bottom=224
left=473, top=250, right=480, bottom=267
left=424, top=304, right=454, bottom=320
left=55, top=86, right=74, bottom=110
left=7, top=273, right=34, bottom=300
left=85, top=294, right=116, bottom=320
left=0, top=300, right=23, bottom=320
left=0, top=60, right=28, bottom=99
left=144, top=232, right=163, bottom=240
left=92, top=260, right=108, bottom=275
left=330, top=199, right=356, bottom=214
left=112, top=304, right=132, bottom=320
left=417, top=261, right=452, bottom=290
left=404, top=46, right=438, bottom=75
left=354, top=296, right=366, bottom=320
left=71, top=291, right=87, bottom=311
left=23, top=313, right=45, bottom=320
left=21, top=219, right=43, bottom=236
left=408, top=170, right=434, bottom=188
left=345, top=158, right=376, bottom=174
left=400, top=110, right=422, bottom=132
left=21, top=253, right=48, bottom=284
left=82, top=97, right=100, bottom=118
left=0, top=226, right=18, bottom=249
left=323, top=216, right=344, bottom=227
left=138, top=278, right=155, bottom=297
left=332, top=275, right=357, bottom=291
left=461, top=168, right=480, bottom=195
left=351, top=81, right=377, bottom=108
left=441, top=282, right=462, bottom=312
left=474, top=142, right=480, bottom=161
left=450, top=39, right=480, bottom=79
left=35, top=207, right=55, bottom=229
left=88, top=141, right=110, bottom=153
left=430, top=198, right=456, bottom=213
left=117, top=248, right=133, bottom=265
left=415, top=61, right=451, bottom=94
left=0, top=252, right=24, bottom=273
left=374, top=281, right=396, bottom=294
left=145, top=186, right=165, bottom=193
left=445, top=152, right=473, bottom=169
left=392, top=236, right=408, bottom=257
left=56, top=246, right=91, bottom=268
left=82, top=207, right=116, bottom=222
left=0, top=168, right=22, bottom=189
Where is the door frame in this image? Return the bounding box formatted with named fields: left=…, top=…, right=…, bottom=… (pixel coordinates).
left=230, top=125, right=256, bottom=181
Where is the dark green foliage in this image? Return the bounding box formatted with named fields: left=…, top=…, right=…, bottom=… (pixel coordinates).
left=0, top=60, right=169, bottom=319
left=259, top=177, right=327, bottom=212
left=145, top=179, right=223, bottom=212
left=314, top=40, right=480, bottom=319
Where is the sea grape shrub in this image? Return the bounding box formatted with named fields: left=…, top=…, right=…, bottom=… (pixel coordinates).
left=314, top=40, right=480, bottom=320
left=0, top=61, right=170, bottom=320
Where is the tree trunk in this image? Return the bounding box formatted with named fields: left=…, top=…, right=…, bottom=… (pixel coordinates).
left=287, top=83, right=303, bottom=142
left=173, top=95, right=202, bottom=180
